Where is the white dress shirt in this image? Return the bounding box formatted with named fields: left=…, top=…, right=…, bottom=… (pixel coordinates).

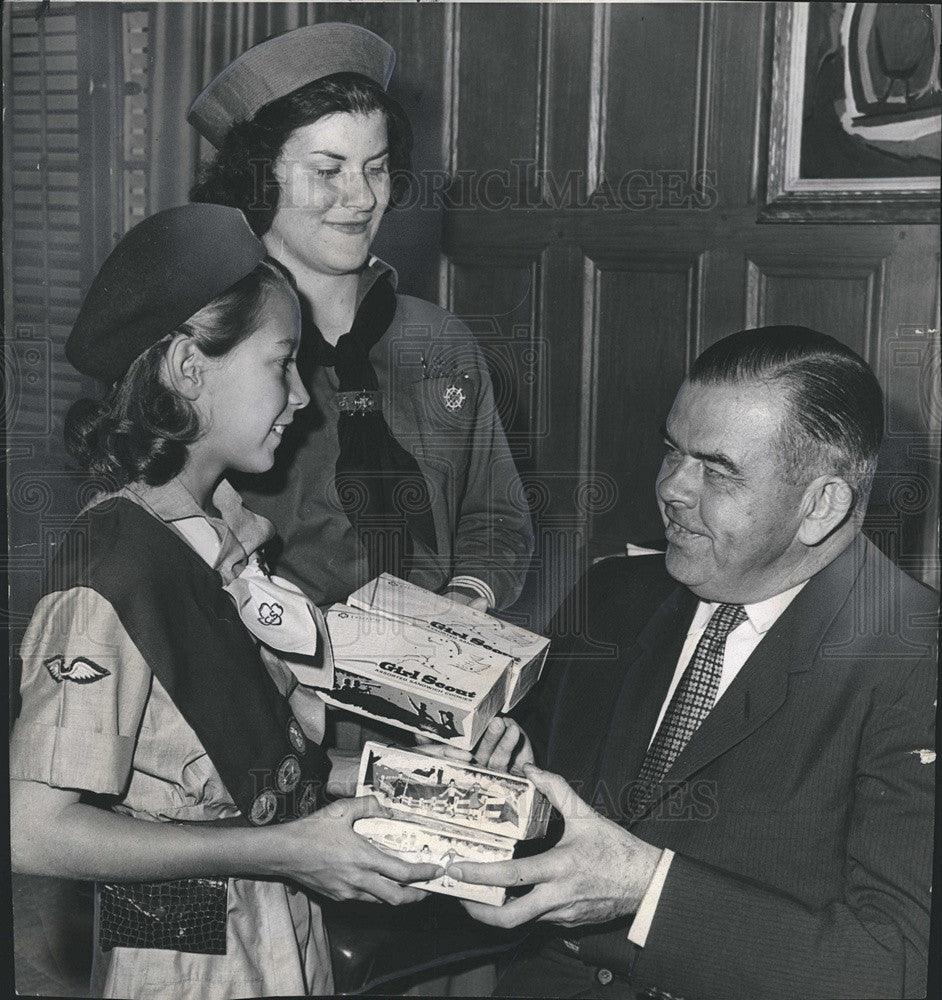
left=628, top=581, right=807, bottom=947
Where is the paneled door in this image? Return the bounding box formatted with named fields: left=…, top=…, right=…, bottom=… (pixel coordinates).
left=438, top=3, right=939, bottom=621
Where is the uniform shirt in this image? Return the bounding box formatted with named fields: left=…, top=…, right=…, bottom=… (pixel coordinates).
left=11, top=477, right=331, bottom=999
left=627, top=581, right=807, bottom=948
left=238, top=259, right=533, bottom=611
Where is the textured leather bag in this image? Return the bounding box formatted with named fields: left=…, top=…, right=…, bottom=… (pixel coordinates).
left=98, top=878, right=229, bottom=955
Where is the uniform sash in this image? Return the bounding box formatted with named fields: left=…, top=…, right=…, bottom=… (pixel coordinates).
left=45, top=496, right=331, bottom=825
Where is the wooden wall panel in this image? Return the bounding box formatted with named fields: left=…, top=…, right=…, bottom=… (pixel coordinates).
left=745, top=254, right=885, bottom=362
left=602, top=3, right=703, bottom=178
left=447, top=257, right=545, bottom=467
left=706, top=2, right=767, bottom=206
left=585, top=252, right=699, bottom=547
left=537, top=242, right=590, bottom=484
left=453, top=4, right=543, bottom=176
left=439, top=3, right=936, bottom=590
left=542, top=3, right=595, bottom=184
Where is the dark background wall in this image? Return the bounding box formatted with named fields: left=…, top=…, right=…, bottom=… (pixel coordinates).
left=4, top=3, right=940, bottom=995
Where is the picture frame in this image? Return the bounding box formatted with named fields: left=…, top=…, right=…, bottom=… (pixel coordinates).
left=761, top=2, right=940, bottom=222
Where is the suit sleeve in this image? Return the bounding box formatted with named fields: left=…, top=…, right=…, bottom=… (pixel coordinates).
left=630, top=653, right=936, bottom=1000
left=448, top=329, right=533, bottom=610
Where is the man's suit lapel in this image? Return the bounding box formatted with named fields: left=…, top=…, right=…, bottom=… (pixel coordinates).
left=594, top=586, right=697, bottom=812
left=629, top=536, right=866, bottom=823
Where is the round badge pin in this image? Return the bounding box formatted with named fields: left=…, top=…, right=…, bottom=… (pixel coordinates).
left=277, top=755, right=302, bottom=792
left=297, top=781, right=318, bottom=818
left=287, top=717, right=307, bottom=755
left=249, top=788, right=278, bottom=825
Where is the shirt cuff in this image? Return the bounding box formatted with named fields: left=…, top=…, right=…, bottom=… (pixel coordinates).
left=446, top=575, right=496, bottom=608
left=627, top=848, right=674, bottom=948
left=10, top=721, right=135, bottom=795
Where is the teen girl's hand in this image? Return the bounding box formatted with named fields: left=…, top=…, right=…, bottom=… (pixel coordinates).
left=325, top=748, right=362, bottom=798
left=268, top=794, right=444, bottom=904
left=413, top=716, right=535, bottom=774
left=442, top=588, right=490, bottom=612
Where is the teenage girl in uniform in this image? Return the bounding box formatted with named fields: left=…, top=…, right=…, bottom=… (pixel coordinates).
left=9, top=204, right=442, bottom=999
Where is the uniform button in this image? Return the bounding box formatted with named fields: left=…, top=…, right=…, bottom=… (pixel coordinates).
left=596, top=968, right=613, bottom=986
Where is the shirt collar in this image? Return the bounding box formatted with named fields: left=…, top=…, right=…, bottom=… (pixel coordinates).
left=689, top=579, right=808, bottom=637
left=355, top=255, right=397, bottom=310
left=119, top=478, right=275, bottom=580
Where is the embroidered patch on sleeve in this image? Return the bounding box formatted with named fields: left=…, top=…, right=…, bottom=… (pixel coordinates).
left=44, top=655, right=111, bottom=684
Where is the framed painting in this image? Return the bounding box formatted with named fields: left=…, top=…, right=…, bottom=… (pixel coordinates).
left=761, top=2, right=940, bottom=222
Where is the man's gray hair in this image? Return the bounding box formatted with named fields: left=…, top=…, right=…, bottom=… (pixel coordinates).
left=689, top=326, right=884, bottom=515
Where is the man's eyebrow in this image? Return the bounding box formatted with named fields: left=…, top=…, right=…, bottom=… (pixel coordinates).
left=696, top=450, right=742, bottom=475
left=660, top=425, right=743, bottom=476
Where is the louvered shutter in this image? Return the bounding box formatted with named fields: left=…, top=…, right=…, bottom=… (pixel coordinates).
left=4, top=4, right=88, bottom=453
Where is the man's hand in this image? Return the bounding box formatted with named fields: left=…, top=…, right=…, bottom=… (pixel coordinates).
left=445, top=764, right=662, bottom=928
left=413, top=716, right=535, bottom=773
left=442, top=588, right=490, bottom=612
left=269, top=795, right=444, bottom=904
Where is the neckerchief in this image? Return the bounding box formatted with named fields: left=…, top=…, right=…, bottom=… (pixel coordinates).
left=312, top=276, right=438, bottom=577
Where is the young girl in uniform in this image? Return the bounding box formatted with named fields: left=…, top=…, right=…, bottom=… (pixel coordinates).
left=9, top=203, right=442, bottom=999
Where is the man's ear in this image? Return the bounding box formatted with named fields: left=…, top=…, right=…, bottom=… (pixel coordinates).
left=797, top=475, right=855, bottom=545
left=163, top=334, right=205, bottom=400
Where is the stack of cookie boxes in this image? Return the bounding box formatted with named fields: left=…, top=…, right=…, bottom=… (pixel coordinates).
left=353, top=741, right=552, bottom=905
left=321, top=574, right=550, bottom=751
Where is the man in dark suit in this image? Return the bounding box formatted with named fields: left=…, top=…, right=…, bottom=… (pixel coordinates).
left=446, top=327, right=937, bottom=999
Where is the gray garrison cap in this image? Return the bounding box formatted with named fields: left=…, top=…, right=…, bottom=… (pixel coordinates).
left=187, top=22, right=396, bottom=148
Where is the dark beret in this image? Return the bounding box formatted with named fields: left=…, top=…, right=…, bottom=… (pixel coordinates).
left=67, top=204, right=266, bottom=384
left=187, top=22, right=396, bottom=148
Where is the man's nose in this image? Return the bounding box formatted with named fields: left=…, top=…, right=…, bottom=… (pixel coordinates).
left=657, top=456, right=699, bottom=506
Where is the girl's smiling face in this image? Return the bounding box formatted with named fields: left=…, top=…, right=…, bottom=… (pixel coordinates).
left=192, top=283, right=308, bottom=482
left=263, top=110, right=391, bottom=277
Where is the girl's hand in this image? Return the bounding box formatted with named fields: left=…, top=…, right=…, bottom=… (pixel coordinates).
left=270, top=795, right=444, bottom=904
left=12, top=780, right=440, bottom=905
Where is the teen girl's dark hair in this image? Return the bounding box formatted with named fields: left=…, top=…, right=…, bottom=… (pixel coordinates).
left=190, top=73, right=413, bottom=236
left=65, top=261, right=291, bottom=486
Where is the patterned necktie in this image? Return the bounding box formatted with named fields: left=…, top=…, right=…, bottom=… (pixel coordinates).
left=627, top=602, right=747, bottom=818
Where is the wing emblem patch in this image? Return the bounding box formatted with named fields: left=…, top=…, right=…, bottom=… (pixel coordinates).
left=44, top=655, right=111, bottom=684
